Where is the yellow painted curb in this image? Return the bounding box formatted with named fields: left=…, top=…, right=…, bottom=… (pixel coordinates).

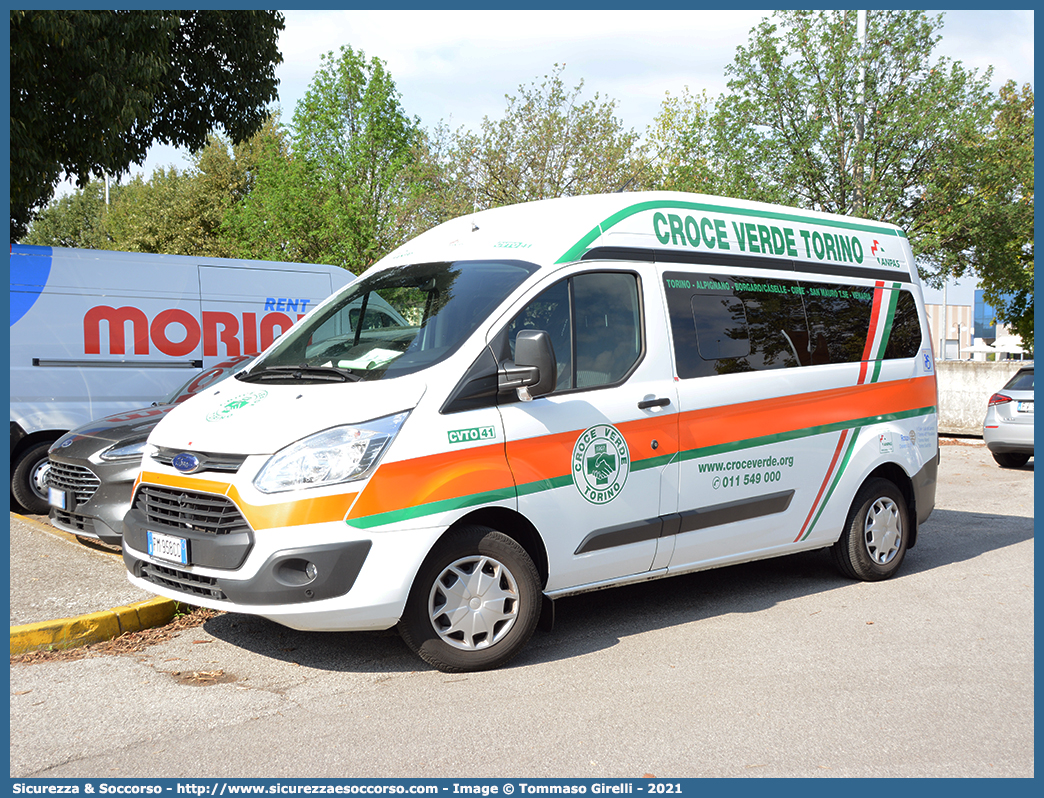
left=10, top=597, right=185, bottom=655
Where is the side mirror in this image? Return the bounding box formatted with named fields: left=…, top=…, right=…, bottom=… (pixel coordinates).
left=498, top=329, right=557, bottom=401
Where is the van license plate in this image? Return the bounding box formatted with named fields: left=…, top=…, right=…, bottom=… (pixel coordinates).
left=148, top=530, right=188, bottom=565
left=48, top=487, right=68, bottom=510
left=1017, top=401, right=1033, bottom=414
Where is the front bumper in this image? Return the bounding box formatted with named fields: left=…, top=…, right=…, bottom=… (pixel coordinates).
left=122, top=511, right=445, bottom=632
left=46, top=457, right=140, bottom=546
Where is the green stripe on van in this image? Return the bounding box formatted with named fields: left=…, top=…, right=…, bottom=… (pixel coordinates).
left=800, top=427, right=863, bottom=540
left=557, top=199, right=906, bottom=264
left=870, top=283, right=903, bottom=384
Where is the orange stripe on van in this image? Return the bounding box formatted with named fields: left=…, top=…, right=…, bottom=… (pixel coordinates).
left=136, top=471, right=358, bottom=530
left=504, top=414, right=680, bottom=486
left=346, top=444, right=517, bottom=522
left=346, top=415, right=680, bottom=524
left=677, top=376, right=936, bottom=453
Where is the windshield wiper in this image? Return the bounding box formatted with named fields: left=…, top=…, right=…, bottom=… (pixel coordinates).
left=236, top=365, right=362, bottom=383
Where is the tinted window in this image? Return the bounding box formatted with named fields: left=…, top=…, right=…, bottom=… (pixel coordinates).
left=802, top=282, right=875, bottom=365
left=508, top=278, right=573, bottom=390
left=882, top=290, right=922, bottom=360
left=665, top=271, right=925, bottom=378
left=508, top=271, right=642, bottom=392
left=574, top=272, right=642, bottom=388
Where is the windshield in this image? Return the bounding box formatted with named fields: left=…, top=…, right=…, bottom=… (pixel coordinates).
left=242, top=260, right=537, bottom=383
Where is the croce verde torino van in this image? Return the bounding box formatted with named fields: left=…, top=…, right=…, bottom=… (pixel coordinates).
left=123, top=192, right=938, bottom=671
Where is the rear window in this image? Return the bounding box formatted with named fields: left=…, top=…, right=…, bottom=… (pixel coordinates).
left=1005, top=370, right=1034, bottom=391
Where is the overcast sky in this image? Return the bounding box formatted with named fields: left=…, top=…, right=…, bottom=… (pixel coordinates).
left=92, top=8, right=1039, bottom=304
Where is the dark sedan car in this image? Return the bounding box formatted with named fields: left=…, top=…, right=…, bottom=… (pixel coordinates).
left=45, top=357, right=251, bottom=545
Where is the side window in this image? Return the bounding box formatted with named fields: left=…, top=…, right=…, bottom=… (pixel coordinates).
left=506, top=271, right=642, bottom=393
left=691, top=294, right=750, bottom=360
left=665, top=271, right=924, bottom=377
left=882, top=290, right=922, bottom=360
left=802, top=281, right=873, bottom=365
left=508, top=278, right=573, bottom=391
left=665, top=272, right=808, bottom=378
left=573, top=272, right=641, bottom=388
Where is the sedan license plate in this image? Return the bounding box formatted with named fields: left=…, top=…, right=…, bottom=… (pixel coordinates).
left=147, top=530, right=188, bottom=565
left=48, top=487, right=68, bottom=510
left=1017, top=401, right=1033, bottom=414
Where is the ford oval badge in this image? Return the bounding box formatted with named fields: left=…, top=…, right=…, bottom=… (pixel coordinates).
left=172, top=453, right=200, bottom=474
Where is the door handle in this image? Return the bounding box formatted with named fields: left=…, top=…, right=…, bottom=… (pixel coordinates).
left=638, top=396, right=671, bottom=410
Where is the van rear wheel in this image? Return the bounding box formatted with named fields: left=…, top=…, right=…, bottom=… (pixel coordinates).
left=398, top=525, right=541, bottom=672
left=831, top=478, right=909, bottom=582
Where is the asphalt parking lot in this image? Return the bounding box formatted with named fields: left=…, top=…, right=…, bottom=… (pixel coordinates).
left=9, top=441, right=1034, bottom=778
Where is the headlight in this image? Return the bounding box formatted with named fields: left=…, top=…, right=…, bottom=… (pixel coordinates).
left=253, top=412, right=409, bottom=494
left=100, top=439, right=149, bottom=461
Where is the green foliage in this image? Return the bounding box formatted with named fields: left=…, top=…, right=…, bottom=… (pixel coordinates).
left=22, top=181, right=115, bottom=250
left=224, top=47, right=422, bottom=272
left=10, top=9, right=284, bottom=239
left=468, top=65, right=644, bottom=207
left=294, top=46, right=423, bottom=270
left=709, top=10, right=995, bottom=225
left=918, top=81, right=1034, bottom=349
left=644, top=87, right=717, bottom=193
left=658, top=10, right=1031, bottom=345
left=20, top=18, right=1030, bottom=346
left=28, top=121, right=288, bottom=259
left=222, top=119, right=333, bottom=265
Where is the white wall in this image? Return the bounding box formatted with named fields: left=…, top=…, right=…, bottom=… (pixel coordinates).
left=936, top=360, right=1025, bottom=435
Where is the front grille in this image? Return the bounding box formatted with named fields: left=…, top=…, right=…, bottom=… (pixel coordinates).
left=151, top=448, right=246, bottom=474
left=139, top=560, right=227, bottom=601
left=134, top=485, right=250, bottom=536
left=46, top=460, right=101, bottom=507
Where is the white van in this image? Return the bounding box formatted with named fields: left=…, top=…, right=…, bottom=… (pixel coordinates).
left=9, top=245, right=351, bottom=513
left=122, top=192, right=939, bottom=672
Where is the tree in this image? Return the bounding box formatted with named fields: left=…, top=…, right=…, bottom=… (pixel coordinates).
left=468, top=65, right=645, bottom=207
left=26, top=120, right=287, bottom=259
left=292, top=46, right=423, bottom=270
left=10, top=9, right=284, bottom=240
left=644, top=86, right=717, bottom=193
left=22, top=180, right=116, bottom=250
left=708, top=11, right=994, bottom=228
left=226, top=47, right=422, bottom=271
left=918, top=81, right=1034, bottom=349
left=221, top=118, right=333, bottom=265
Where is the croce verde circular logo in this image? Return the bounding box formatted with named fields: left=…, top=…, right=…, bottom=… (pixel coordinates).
left=206, top=390, right=268, bottom=422
left=572, top=424, right=629, bottom=505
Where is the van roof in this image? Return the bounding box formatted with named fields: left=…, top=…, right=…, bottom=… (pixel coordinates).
left=377, top=191, right=915, bottom=282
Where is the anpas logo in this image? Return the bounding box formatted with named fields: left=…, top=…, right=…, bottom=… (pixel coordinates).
left=870, top=239, right=904, bottom=269
left=206, top=390, right=268, bottom=422
left=572, top=424, right=630, bottom=505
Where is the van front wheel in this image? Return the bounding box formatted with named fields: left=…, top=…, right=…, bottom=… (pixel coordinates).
left=831, top=478, right=909, bottom=582
left=398, top=526, right=541, bottom=672
left=12, top=442, right=53, bottom=515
